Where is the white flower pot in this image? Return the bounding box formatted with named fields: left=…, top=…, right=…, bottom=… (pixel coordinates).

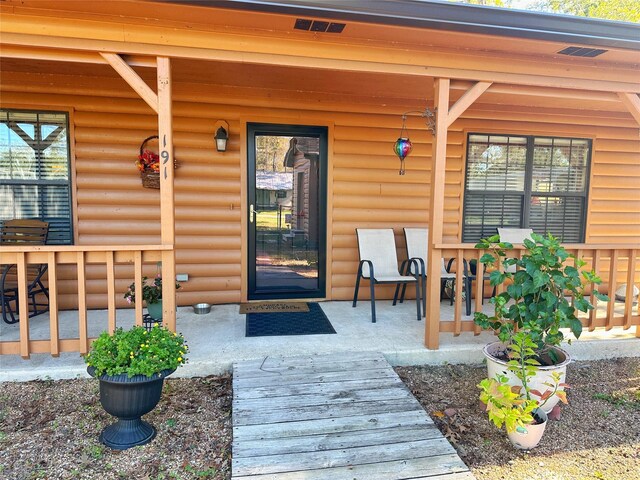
left=507, top=408, right=548, bottom=450
left=483, top=341, right=570, bottom=413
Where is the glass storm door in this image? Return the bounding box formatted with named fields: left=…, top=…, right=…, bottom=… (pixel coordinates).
left=247, top=123, right=327, bottom=300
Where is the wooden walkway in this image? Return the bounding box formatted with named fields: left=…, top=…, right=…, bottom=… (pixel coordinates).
left=232, top=351, right=475, bottom=480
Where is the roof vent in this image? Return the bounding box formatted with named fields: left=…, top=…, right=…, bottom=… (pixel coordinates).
left=558, top=46, right=608, bottom=57
left=294, top=18, right=345, bottom=33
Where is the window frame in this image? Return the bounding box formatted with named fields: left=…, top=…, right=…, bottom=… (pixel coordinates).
left=0, top=107, right=76, bottom=245
left=462, top=132, right=592, bottom=244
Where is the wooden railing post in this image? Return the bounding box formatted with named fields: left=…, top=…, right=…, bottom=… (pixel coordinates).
left=106, top=251, right=116, bottom=334
left=47, top=251, right=59, bottom=357
left=134, top=250, right=143, bottom=327
left=425, top=77, right=450, bottom=349
left=157, top=56, right=177, bottom=332
left=17, top=252, right=30, bottom=359
left=77, top=251, right=88, bottom=355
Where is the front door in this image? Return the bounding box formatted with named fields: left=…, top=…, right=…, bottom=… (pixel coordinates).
left=247, top=123, right=327, bottom=300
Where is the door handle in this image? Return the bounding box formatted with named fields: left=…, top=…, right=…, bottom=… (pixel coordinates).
left=250, top=204, right=256, bottom=223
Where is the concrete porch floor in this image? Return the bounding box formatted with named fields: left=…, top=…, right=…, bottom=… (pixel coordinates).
left=1, top=300, right=638, bottom=382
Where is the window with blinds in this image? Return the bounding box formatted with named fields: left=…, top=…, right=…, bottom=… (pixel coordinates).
left=463, top=133, right=590, bottom=243
left=0, top=110, right=73, bottom=244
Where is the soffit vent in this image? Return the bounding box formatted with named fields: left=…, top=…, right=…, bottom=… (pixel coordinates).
left=294, top=18, right=346, bottom=33
left=558, top=46, right=608, bottom=57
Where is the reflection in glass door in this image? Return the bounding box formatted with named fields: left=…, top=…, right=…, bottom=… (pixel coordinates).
left=247, top=124, right=327, bottom=300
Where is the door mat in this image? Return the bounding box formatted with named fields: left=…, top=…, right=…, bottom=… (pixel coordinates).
left=245, top=302, right=336, bottom=337
left=239, top=302, right=309, bottom=314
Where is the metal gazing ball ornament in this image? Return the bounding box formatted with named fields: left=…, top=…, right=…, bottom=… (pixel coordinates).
left=393, top=114, right=413, bottom=175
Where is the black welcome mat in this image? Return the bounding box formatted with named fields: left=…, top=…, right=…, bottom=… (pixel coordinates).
left=245, top=302, right=336, bottom=337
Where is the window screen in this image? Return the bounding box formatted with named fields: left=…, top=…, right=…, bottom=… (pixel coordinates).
left=463, top=134, right=590, bottom=243
left=0, top=110, right=73, bottom=244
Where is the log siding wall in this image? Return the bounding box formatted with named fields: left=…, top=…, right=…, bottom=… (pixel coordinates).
left=1, top=70, right=638, bottom=308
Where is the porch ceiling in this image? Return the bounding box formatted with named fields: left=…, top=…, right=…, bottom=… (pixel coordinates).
left=0, top=56, right=632, bottom=116
left=2, top=0, right=640, bottom=70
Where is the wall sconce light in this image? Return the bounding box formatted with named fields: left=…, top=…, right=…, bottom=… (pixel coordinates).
left=393, top=107, right=437, bottom=175
left=214, top=120, right=229, bottom=152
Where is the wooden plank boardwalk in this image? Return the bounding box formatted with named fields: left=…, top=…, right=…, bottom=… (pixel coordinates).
left=232, top=351, right=475, bottom=480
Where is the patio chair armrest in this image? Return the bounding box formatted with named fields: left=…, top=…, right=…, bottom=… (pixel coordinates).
left=357, top=259, right=375, bottom=280
left=1, top=264, right=15, bottom=286
left=408, top=257, right=425, bottom=277
left=446, top=257, right=470, bottom=276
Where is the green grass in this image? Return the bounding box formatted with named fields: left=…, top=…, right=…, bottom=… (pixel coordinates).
left=256, top=209, right=290, bottom=230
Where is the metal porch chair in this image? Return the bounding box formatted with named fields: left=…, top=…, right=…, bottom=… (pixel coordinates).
left=352, top=228, right=421, bottom=323
left=398, top=227, right=471, bottom=317
left=1, top=219, right=50, bottom=324
left=497, top=227, right=534, bottom=273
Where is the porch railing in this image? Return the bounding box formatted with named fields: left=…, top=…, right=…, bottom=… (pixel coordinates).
left=430, top=244, right=640, bottom=345
left=0, top=245, right=172, bottom=358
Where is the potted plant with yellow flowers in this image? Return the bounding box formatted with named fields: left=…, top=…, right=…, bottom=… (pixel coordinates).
left=85, top=325, right=188, bottom=450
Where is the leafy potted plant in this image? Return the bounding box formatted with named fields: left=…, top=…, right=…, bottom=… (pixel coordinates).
left=478, top=332, right=568, bottom=449
left=85, top=325, right=188, bottom=449
left=124, top=273, right=181, bottom=320
left=474, top=232, right=607, bottom=412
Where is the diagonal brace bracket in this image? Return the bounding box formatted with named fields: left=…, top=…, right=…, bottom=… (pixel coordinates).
left=100, top=52, right=158, bottom=113
left=447, top=81, right=492, bottom=128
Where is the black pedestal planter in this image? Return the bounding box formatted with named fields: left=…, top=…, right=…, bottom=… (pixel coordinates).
left=88, top=367, right=174, bottom=450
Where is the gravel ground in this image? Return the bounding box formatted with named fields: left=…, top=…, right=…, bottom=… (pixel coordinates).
left=1, top=358, right=638, bottom=480
left=397, top=357, right=640, bottom=480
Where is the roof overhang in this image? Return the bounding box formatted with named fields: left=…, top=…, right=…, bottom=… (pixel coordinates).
left=157, top=0, right=640, bottom=51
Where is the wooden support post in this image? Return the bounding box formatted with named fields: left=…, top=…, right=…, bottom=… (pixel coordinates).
left=425, top=78, right=450, bottom=350
left=617, top=92, right=640, bottom=126
left=157, top=56, right=176, bottom=332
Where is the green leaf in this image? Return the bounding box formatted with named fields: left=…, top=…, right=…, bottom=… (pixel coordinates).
left=593, top=291, right=610, bottom=302
left=480, top=253, right=497, bottom=265
left=489, top=270, right=507, bottom=286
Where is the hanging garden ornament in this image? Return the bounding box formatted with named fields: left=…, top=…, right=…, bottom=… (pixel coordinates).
left=393, top=114, right=412, bottom=175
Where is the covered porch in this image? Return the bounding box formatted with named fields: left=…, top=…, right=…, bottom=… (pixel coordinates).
left=1, top=299, right=638, bottom=381
left=1, top=0, right=639, bottom=361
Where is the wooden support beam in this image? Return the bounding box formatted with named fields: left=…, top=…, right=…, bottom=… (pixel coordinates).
left=617, top=92, right=640, bottom=126
left=425, top=77, right=450, bottom=350
left=157, top=56, right=177, bottom=332
left=447, top=81, right=492, bottom=127
left=100, top=52, right=158, bottom=113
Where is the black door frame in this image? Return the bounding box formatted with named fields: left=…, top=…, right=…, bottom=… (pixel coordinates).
left=247, top=123, right=328, bottom=300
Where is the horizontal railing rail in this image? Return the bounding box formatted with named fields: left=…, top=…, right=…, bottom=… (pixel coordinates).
left=0, top=245, right=172, bottom=358
left=429, top=244, right=640, bottom=345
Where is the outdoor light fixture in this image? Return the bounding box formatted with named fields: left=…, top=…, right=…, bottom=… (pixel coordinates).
left=393, top=108, right=437, bottom=175
left=214, top=125, right=229, bottom=152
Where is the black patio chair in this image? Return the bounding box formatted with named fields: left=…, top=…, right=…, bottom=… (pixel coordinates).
left=1, top=219, right=50, bottom=324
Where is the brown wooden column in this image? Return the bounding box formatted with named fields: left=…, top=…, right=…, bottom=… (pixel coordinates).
left=157, top=56, right=177, bottom=332
left=425, top=78, right=450, bottom=349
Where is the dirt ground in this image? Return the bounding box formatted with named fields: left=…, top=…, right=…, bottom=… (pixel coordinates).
left=397, top=357, right=640, bottom=480
left=0, top=375, right=233, bottom=480
left=0, top=358, right=638, bottom=480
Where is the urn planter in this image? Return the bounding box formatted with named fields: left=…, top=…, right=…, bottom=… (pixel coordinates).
left=88, top=367, right=174, bottom=450
left=483, top=341, right=570, bottom=413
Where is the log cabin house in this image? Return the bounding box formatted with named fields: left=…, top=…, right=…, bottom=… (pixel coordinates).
left=0, top=0, right=639, bottom=358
